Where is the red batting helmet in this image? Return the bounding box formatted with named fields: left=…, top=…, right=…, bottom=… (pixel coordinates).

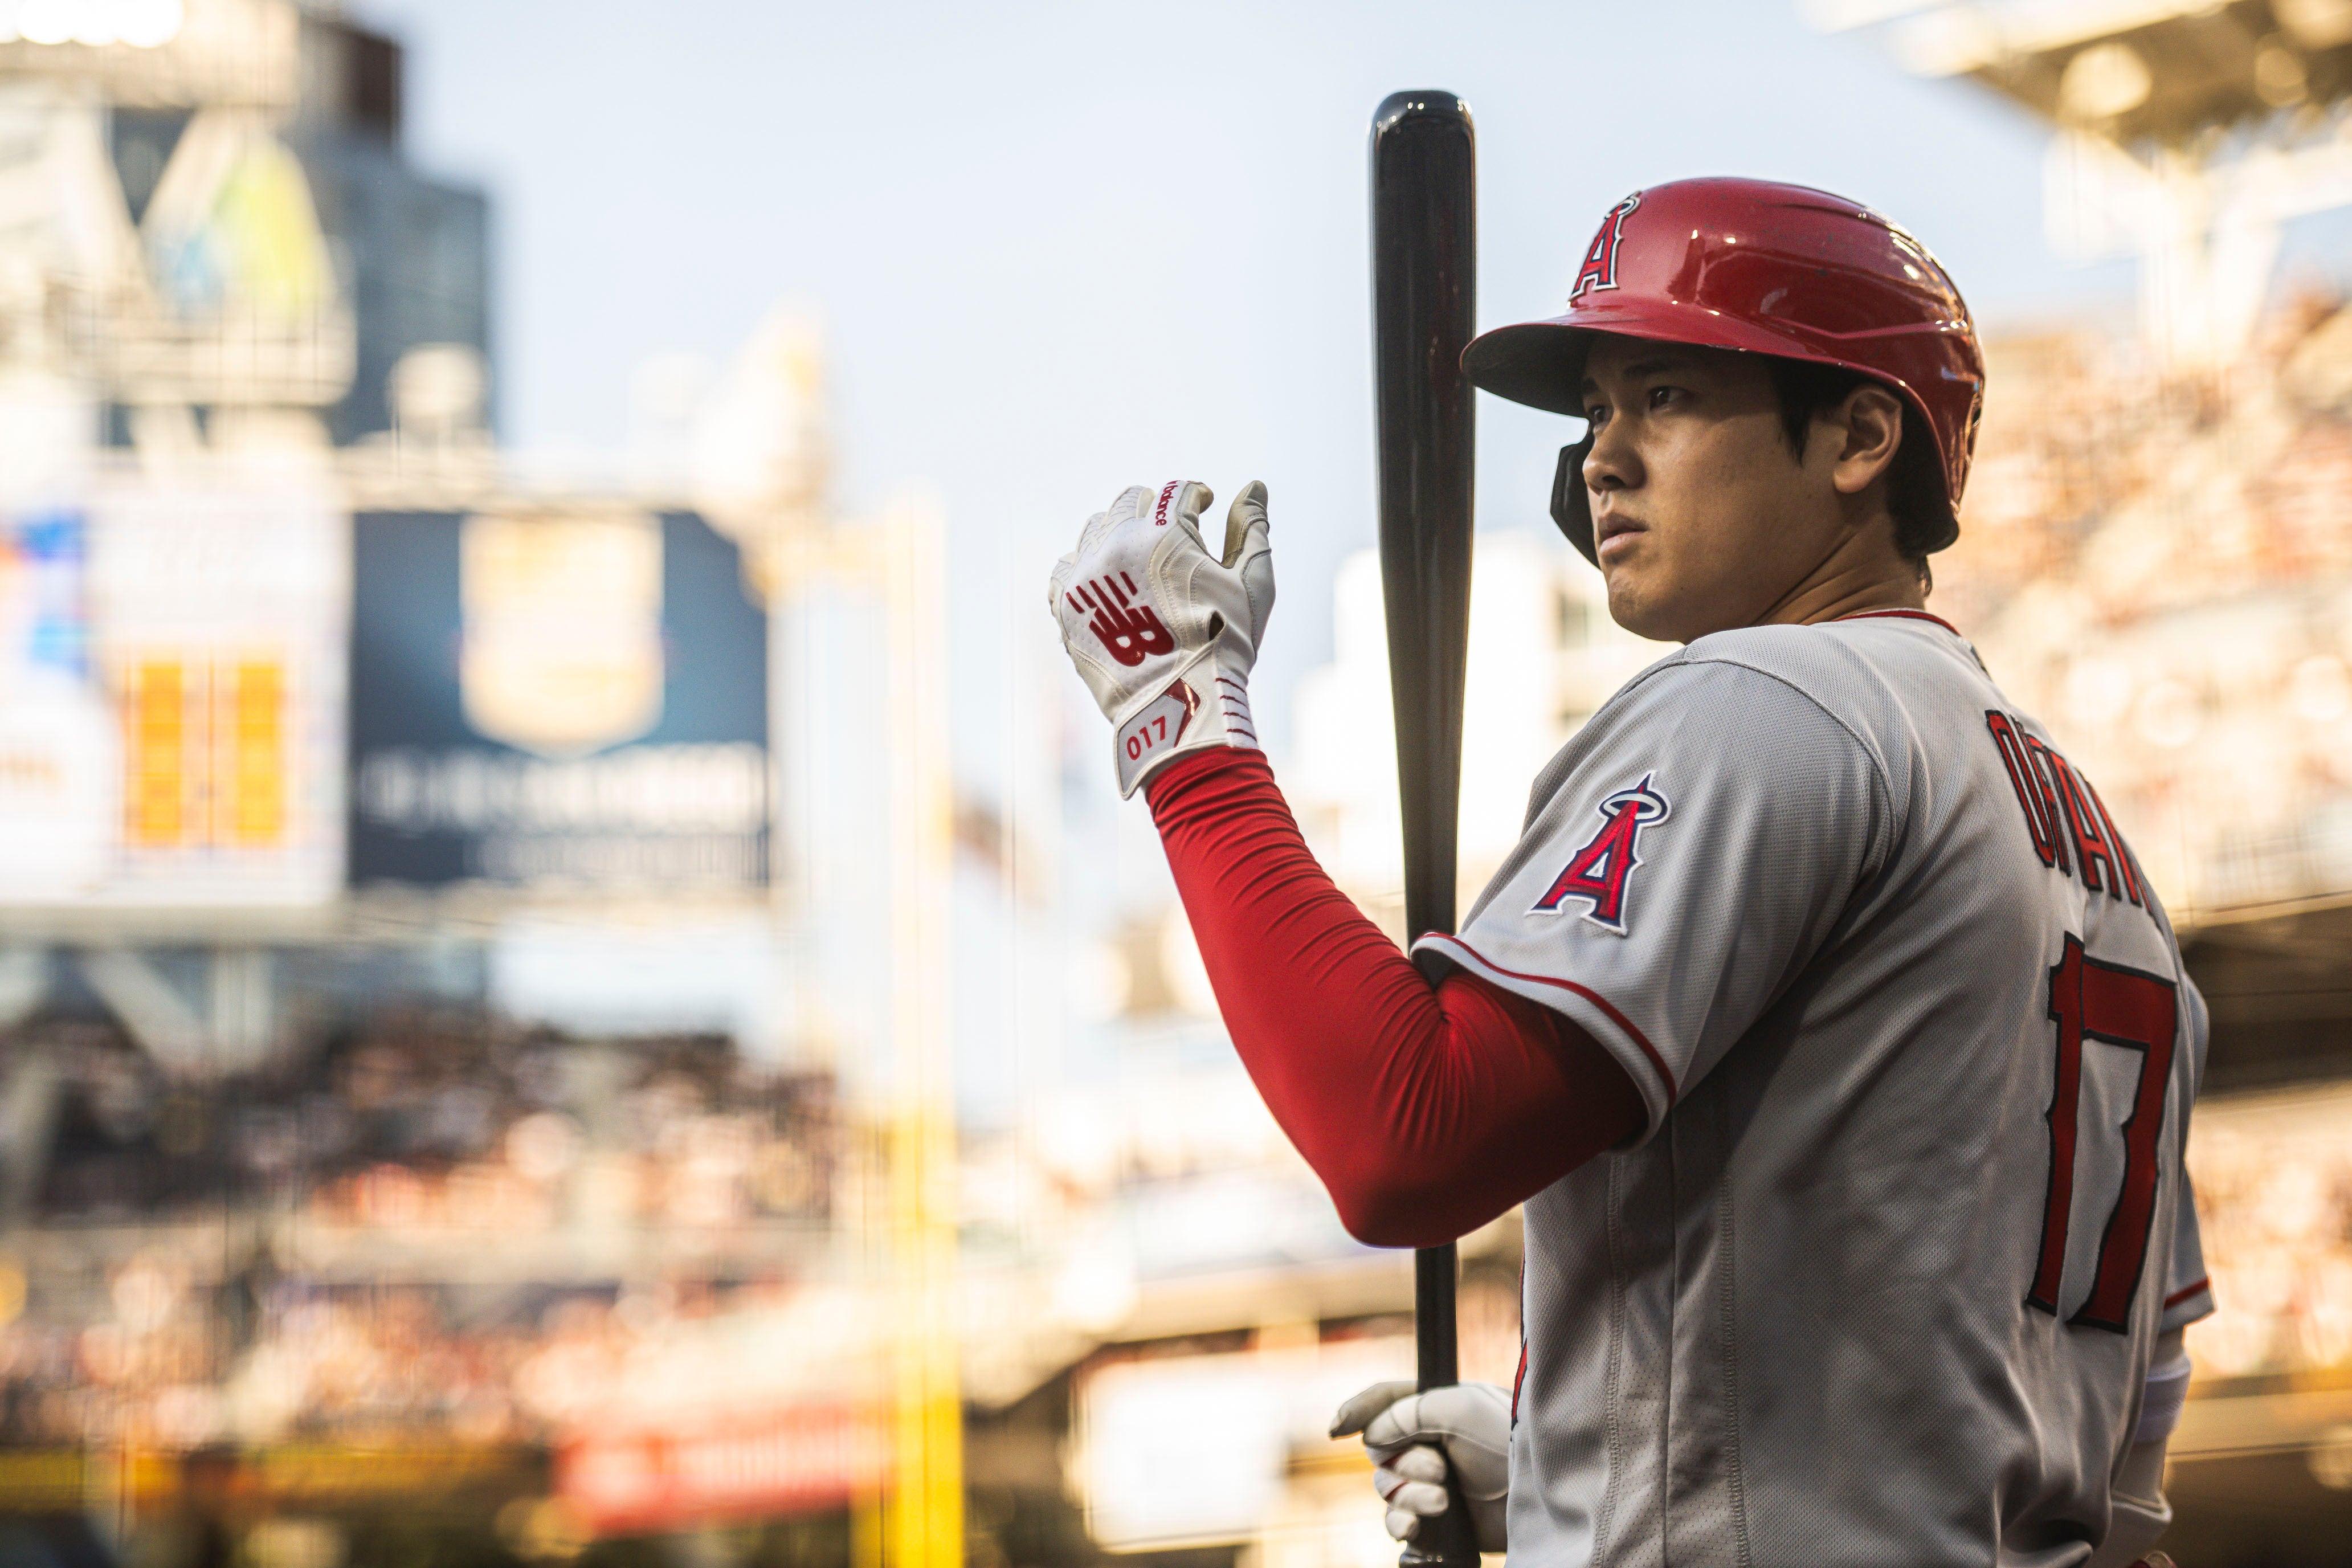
left=1463, top=177, right=1984, bottom=563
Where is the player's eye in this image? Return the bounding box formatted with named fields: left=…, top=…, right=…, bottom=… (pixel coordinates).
left=1585, top=402, right=1611, bottom=427
left=1647, top=385, right=1682, bottom=410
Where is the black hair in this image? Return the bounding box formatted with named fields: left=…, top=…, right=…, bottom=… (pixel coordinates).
left=1763, top=357, right=1955, bottom=566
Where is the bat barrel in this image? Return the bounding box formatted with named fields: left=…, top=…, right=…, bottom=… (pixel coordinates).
left=1370, top=91, right=1477, bottom=954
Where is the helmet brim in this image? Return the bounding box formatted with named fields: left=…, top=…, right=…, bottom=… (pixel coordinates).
left=1461, top=303, right=1863, bottom=415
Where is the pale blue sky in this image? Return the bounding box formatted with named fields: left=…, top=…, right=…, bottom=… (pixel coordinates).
left=357, top=0, right=2136, bottom=770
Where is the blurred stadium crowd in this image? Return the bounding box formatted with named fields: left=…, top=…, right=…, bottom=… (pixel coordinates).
left=1953, top=295, right=2352, bottom=913
left=0, top=1016, right=837, bottom=1449
left=2187, top=1088, right=2352, bottom=1382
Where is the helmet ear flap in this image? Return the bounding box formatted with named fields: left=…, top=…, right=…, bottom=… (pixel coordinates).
left=1551, top=434, right=1597, bottom=565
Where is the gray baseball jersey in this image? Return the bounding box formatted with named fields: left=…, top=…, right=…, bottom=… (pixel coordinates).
left=1412, top=610, right=2214, bottom=1568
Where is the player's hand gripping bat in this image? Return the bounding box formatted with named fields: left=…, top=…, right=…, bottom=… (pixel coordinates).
left=1370, top=89, right=1481, bottom=1568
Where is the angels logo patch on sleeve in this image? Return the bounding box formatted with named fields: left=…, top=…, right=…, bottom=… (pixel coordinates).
left=1532, top=773, right=1670, bottom=934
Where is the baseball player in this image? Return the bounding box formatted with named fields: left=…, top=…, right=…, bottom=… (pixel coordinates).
left=1049, top=178, right=2208, bottom=1567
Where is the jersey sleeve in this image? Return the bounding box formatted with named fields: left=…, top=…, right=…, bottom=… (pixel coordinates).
left=2161, top=1167, right=2216, bottom=1333
left=2162, top=972, right=2216, bottom=1333
left=1411, top=655, right=1894, bottom=1145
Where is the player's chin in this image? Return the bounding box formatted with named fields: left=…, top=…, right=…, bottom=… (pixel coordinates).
left=1600, top=567, right=1676, bottom=642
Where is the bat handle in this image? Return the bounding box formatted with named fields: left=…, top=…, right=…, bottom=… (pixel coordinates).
left=1400, top=1242, right=1483, bottom=1567
left=1398, top=1477, right=1481, bottom=1568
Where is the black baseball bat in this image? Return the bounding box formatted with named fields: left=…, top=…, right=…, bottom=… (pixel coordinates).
left=1370, top=89, right=1480, bottom=1568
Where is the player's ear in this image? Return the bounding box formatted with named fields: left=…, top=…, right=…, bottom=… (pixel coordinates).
left=1830, top=384, right=1903, bottom=497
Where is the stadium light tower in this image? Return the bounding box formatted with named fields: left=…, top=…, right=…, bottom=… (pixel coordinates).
left=1808, top=0, right=2352, bottom=365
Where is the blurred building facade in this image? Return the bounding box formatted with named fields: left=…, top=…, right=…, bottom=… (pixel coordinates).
left=281, top=10, right=492, bottom=447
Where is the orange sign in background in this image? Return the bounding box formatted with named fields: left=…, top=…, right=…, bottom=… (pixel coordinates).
left=121, top=655, right=290, bottom=851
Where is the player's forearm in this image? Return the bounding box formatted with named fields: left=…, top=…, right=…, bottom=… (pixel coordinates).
left=1145, top=747, right=1640, bottom=1246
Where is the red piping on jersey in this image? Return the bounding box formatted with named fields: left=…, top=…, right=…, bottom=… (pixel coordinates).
left=1144, top=746, right=1643, bottom=1248
left=1416, top=932, right=1679, bottom=1109
left=1831, top=608, right=1963, bottom=636
left=2163, top=1277, right=2210, bottom=1310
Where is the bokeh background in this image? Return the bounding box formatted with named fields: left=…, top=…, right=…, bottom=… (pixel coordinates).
left=0, top=2, right=2346, bottom=1567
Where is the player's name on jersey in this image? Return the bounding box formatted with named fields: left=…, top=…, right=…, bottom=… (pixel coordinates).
left=1983, top=710, right=2149, bottom=916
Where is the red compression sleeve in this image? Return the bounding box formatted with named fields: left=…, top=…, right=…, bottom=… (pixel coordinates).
left=1145, top=746, right=1643, bottom=1247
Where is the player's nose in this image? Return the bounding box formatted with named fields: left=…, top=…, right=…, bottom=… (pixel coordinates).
left=1583, top=414, right=1639, bottom=495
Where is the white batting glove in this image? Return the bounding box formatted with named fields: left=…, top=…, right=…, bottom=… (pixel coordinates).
left=1329, top=1379, right=1510, bottom=1553
left=1048, top=480, right=1275, bottom=797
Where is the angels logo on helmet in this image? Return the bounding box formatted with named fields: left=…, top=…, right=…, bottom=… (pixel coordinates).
left=1530, top=773, right=1670, bottom=933
left=1569, top=192, right=1642, bottom=303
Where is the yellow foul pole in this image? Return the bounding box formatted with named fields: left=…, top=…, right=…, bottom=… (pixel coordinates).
left=883, top=497, right=962, bottom=1568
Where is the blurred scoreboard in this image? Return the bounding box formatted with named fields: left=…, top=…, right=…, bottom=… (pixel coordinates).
left=349, top=508, right=769, bottom=895
left=0, top=497, right=768, bottom=913
left=0, top=484, right=346, bottom=907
